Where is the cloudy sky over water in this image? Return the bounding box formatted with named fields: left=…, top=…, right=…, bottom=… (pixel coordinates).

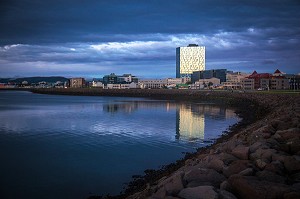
left=0, top=0, right=299, bottom=78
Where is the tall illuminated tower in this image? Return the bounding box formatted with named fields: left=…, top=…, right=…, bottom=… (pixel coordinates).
left=176, top=44, right=205, bottom=78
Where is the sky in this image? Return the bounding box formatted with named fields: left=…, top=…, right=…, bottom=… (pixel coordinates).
left=0, top=0, right=299, bottom=78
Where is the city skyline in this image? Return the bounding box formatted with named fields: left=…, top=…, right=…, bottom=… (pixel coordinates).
left=1, top=0, right=299, bottom=78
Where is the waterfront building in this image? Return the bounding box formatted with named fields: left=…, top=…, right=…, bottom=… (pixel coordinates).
left=106, top=82, right=137, bottom=89
left=190, top=78, right=221, bottom=89
left=139, top=79, right=167, bottom=89
left=241, top=78, right=255, bottom=90
left=92, top=80, right=103, bottom=88
left=191, top=69, right=226, bottom=83
left=102, top=73, right=118, bottom=85
left=182, top=77, right=192, bottom=84
left=222, top=72, right=249, bottom=90
left=167, top=78, right=184, bottom=86
left=247, top=71, right=272, bottom=89
left=260, top=78, right=289, bottom=90
left=69, top=78, right=85, bottom=88
left=103, top=73, right=138, bottom=85
left=176, top=44, right=205, bottom=78
left=247, top=69, right=289, bottom=90
left=117, top=74, right=138, bottom=84
left=285, top=74, right=300, bottom=90
left=166, top=78, right=183, bottom=89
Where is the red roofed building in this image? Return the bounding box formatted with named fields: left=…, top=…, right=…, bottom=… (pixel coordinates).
left=273, top=69, right=284, bottom=76
left=246, top=69, right=289, bottom=90
left=248, top=71, right=272, bottom=89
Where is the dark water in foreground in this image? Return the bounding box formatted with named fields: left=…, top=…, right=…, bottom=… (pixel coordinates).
left=0, top=91, right=239, bottom=199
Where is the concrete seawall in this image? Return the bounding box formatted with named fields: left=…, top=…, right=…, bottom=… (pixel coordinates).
left=31, top=88, right=300, bottom=199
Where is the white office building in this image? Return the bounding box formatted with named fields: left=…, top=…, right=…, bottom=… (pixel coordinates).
left=139, top=79, right=167, bottom=89
left=176, top=44, right=205, bottom=78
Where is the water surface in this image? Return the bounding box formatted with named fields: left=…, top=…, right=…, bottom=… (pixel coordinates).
left=0, top=91, right=239, bottom=199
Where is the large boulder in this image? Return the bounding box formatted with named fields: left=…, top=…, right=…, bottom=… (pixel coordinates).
left=249, top=141, right=269, bottom=153
left=239, top=168, right=254, bottom=176
left=284, top=192, right=300, bottom=199
left=162, top=172, right=184, bottom=195
left=270, top=119, right=291, bottom=131
left=276, top=128, right=300, bottom=141
left=250, top=148, right=277, bottom=163
left=231, top=145, right=250, bottom=160
left=203, top=154, right=225, bottom=172
left=184, top=168, right=226, bottom=187
left=219, top=153, right=238, bottom=165
left=219, top=190, right=238, bottom=199
left=283, top=156, right=300, bottom=173
left=223, top=160, right=251, bottom=178
left=264, top=160, right=285, bottom=175
left=221, top=139, right=242, bottom=153
left=178, top=186, right=218, bottom=199
left=255, top=159, right=268, bottom=170
left=285, top=137, right=300, bottom=154
left=151, top=187, right=166, bottom=199
left=256, top=170, right=286, bottom=183
left=228, top=174, right=291, bottom=199
left=290, top=172, right=300, bottom=183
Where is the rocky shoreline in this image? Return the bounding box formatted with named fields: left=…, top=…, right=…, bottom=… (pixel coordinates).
left=30, top=89, right=300, bottom=199
left=126, top=94, right=300, bottom=199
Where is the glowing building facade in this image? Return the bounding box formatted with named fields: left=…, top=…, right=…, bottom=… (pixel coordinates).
left=176, top=44, right=205, bottom=78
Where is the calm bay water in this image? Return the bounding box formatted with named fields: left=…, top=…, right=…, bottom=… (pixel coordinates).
left=0, top=91, right=239, bottom=199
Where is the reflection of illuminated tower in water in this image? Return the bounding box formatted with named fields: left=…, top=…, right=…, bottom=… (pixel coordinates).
left=176, top=104, right=205, bottom=141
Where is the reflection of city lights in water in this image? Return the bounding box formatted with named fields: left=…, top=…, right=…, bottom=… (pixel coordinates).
left=176, top=104, right=205, bottom=141
left=176, top=104, right=237, bottom=142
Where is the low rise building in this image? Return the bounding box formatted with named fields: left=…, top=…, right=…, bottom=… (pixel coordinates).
left=106, top=82, right=137, bottom=89
left=241, top=78, right=254, bottom=90
left=92, top=80, right=103, bottom=88
left=285, top=74, right=300, bottom=90
left=192, top=69, right=227, bottom=83
left=103, top=73, right=118, bottom=85
left=190, top=78, right=220, bottom=89
left=69, top=78, right=85, bottom=88
left=181, top=77, right=192, bottom=84
left=167, top=78, right=183, bottom=86
left=139, top=79, right=167, bottom=89
left=247, top=69, right=289, bottom=90
left=118, top=74, right=138, bottom=83
left=103, top=73, right=138, bottom=85
left=223, top=72, right=249, bottom=90
left=260, top=78, right=289, bottom=90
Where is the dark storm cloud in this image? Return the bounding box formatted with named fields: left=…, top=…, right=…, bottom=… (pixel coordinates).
left=0, top=0, right=299, bottom=77
left=1, top=0, right=299, bottom=44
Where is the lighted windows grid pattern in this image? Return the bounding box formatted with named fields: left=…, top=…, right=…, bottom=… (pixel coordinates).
left=176, top=46, right=205, bottom=77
